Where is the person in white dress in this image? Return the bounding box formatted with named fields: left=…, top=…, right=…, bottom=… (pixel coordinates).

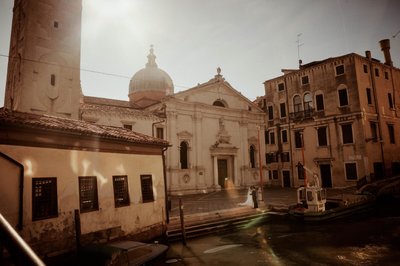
left=239, top=187, right=253, bottom=206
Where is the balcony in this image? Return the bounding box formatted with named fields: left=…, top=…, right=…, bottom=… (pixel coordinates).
left=289, top=108, right=314, bottom=122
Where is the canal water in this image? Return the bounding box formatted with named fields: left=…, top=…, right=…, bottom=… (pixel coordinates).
left=159, top=200, right=400, bottom=265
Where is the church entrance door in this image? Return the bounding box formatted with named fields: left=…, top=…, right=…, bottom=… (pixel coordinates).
left=217, top=159, right=228, bottom=188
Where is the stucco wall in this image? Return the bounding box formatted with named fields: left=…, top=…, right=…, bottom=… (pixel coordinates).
left=0, top=144, right=166, bottom=256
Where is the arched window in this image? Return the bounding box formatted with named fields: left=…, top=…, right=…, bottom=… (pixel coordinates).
left=303, top=92, right=313, bottom=111
left=213, top=100, right=226, bottom=107
left=250, top=145, right=256, bottom=168
left=293, top=95, right=302, bottom=112
left=180, top=141, right=188, bottom=169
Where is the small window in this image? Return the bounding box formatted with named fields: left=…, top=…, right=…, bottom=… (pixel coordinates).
left=140, top=175, right=154, bottom=203
left=338, top=88, right=349, bottom=106
left=375, top=68, right=379, bottom=77
left=366, top=88, right=372, bottom=105
left=388, top=93, right=394, bottom=109
left=266, top=153, right=277, bottom=163
left=180, top=141, right=188, bottom=169
left=265, top=130, right=269, bottom=144
left=370, top=122, right=378, bottom=142
left=317, top=127, right=328, bottom=147
left=113, top=175, right=130, bottom=208
left=50, top=74, right=56, bottom=86
left=272, top=170, right=279, bottom=180
left=363, top=64, right=368, bottom=73
left=301, top=75, right=309, bottom=85
left=32, top=177, right=58, bottom=221
left=156, top=127, right=164, bottom=139
left=294, top=131, right=303, bottom=148
left=268, top=105, right=274, bottom=120
left=280, top=102, right=286, bottom=118
left=213, top=100, right=225, bottom=107
left=281, top=152, right=290, bottom=162
left=388, top=124, right=395, bottom=144
left=345, top=163, right=358, bottom=180
left=281, top=129, right=288, bottom=143
left=53, top=21, right=59, bottom=28
left=335, top=65, right=345, bottom=76
left=297, top=163, right=304, bottom=180
left=384, top=71, right=389, bottom=80
left=79, top=176, right=99, bottom=213
left=316, top=94, right=324, bottom=111
left=278, top=82, right=285, bottom=91
left=123, top=124, right=132, bottom=130
left=269, top=131, right=275, bottom=145
left=341, top=124, right=353, bottom=144
left=250, top=145, right=256, bottom=168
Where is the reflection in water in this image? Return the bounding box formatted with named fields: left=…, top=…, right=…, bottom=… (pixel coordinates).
left=165, top=205, right=400, bottom=265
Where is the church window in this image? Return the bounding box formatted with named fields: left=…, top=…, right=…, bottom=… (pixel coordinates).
left=250, top=145, right=256, bottom=168
left=156, top=127, right=164, bottom=139
left=140, top=175, right=154, bottom=203
left=113, top=175, right=130, bottom=208
left=32, top=177, right=58, bottom=220
left=123, top=124, right=132, bottom=130
left=213, top=100, right=225, bottom=107
left=180, top=141, right=188, bottom=169
left=50, top=74, right=56, bottom=86
left=79, top=176, right=99, bottom=213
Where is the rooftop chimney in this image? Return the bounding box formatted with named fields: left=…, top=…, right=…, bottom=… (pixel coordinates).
left=365, top=50, right=371, bottom=59
left=379, top=39, right=393, bottom=66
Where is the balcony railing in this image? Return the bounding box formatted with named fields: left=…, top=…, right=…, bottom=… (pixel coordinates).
left=289, top=108, right=314, bottom=121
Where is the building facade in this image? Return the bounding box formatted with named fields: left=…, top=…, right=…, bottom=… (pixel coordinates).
left=256, top=40, right=400, bottom=188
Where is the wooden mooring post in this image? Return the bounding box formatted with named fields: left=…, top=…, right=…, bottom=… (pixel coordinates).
left=74, top=209, right=81, bottom=250
left=179, top=197, right=187, bottom=246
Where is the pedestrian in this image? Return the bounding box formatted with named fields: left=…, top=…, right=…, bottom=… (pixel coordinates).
left=251, top=186, right=258, bottom=208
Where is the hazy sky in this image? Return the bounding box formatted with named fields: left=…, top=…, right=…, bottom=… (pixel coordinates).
left=1, top=0, right=400, bottom=107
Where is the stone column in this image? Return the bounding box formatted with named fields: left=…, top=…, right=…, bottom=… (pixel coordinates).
left=213, top=155, right=218, bottom=187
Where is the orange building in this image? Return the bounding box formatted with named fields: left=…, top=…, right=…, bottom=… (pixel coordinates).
left=257, top=40, right=400, bottom=188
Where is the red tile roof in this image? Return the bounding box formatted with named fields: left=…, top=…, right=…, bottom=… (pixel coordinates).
left=0, top=108, right=168, bottom=146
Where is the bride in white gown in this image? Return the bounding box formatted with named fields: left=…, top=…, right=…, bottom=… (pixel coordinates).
left=239, top=187, right=253, bottom=206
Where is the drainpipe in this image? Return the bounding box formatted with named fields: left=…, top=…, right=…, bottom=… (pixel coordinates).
left=366, top=52, right=386, bottom=177
left=283, top=76, right=295, bottom=187
left=162, top=146, right=170, bottom=224
left=0, top=152, right=24, bottom=230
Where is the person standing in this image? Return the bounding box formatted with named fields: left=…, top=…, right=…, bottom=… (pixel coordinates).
left=251, top=186, right=258, bottom=208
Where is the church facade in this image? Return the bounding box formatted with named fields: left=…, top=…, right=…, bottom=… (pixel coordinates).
left=82, top=50, right=267, bottom=195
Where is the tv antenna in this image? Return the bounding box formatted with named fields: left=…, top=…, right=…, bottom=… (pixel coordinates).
left=393, top=30, right=400, bottom=39
left=297, top=33, right=304, bottom=67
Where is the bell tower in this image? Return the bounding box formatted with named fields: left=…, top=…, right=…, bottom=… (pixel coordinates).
left=4, top=0, right=82, bottom=119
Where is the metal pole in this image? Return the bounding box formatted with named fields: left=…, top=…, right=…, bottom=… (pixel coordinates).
left=301, top=132, right=307, bottom=187
left=178, top=198, right=186, bottom=246
left=0, top=214, right=45, bottom=266
left=257, top=126, right=264, bottom=200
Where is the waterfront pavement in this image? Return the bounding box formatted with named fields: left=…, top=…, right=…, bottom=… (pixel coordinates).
left=168, top=186, right=358, bottom=218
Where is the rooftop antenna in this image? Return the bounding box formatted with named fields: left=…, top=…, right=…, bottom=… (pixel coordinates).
left=393, top=30, right=400, bottom=39
left=297, top=33, right=304, bottom=67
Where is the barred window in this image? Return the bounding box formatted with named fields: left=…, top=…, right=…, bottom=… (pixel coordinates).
left=140, top=175, right=154, bottom=203
left=113, top=175, right=130, bottom=208
left=32, top=177, right=58, bottom=221
left=79, top=176, right=99, bottom=213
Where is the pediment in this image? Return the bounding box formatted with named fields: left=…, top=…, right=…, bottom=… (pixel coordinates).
left=177, top=130, right=192, bottom=138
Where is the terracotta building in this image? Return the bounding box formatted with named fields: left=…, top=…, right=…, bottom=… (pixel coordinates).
left=256, top=40, right=400, bottom=188
left=0, top=0, right=169, bottom=257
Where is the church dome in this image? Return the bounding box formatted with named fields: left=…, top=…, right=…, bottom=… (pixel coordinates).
left=128, top=46, right=174, bottom=107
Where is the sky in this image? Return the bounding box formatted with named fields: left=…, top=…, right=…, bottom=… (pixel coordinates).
left=1, top=0, right=400, bottom=107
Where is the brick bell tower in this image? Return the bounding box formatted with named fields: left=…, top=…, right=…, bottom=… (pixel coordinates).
left=4, top=0, right=82, bottom=119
